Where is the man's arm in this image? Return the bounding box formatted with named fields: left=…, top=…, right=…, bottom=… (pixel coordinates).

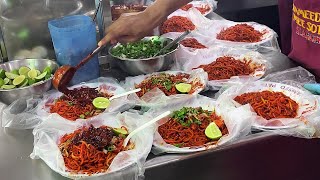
left=98, top=0, right=192, bottom=46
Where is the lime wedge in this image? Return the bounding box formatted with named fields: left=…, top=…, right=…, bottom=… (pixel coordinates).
left=0, top=78, right=4, bottom=87
left=11, top=69, right=19, bottom=75
left=92, top=97, right=110, bottom=109
left=175, top=83, right=192, bottom=93
left=205, top=122, right=222, bottom=140
left=112, top=128, right=129, bottom=135
left=13, top=75, right=26, bottom=86
left=1, top=85, right=15, bottom=90
left=19, top=79, right=28, bottom=88
left=43, top=66, right=52, bottom=75
left=36, top=70, right=41, bottom=76
left=28, top=78, right=36, bottom=86
left=4, top=78, right=11, bottom=85
left=5, top=72, right=19, bottom=79
left=28, top=69, right=38, bottom=79
left=35, top=71, right=47, bottom=81
left=19, top=66, right=30, bottom=75
left=0, top=69, right=6, bottom=79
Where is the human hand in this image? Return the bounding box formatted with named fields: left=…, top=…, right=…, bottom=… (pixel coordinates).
left=98, top=11, right=163, bottom=46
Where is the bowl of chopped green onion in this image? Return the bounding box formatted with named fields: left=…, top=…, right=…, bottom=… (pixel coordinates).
left=109, top=36, right=179, bottom=76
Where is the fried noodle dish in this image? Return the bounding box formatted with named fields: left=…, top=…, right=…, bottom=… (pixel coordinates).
left=158, top=107, right=228, bottom=148
left=217, top=24, right=264, bottom=43
left=49, top=87, right=112, bottom=121
left=234, top=91, right=299, bottom=120
left=160, top=16, right=196, bottom=34
left=134, top=73, right=200, bottom=97
left=59, top=125, right=134, bottom=175
left=180, top=38, right=207, bottom=49
left=180, top=4, right=211, bottom=14
left=196, top=56, right=259, bottom=80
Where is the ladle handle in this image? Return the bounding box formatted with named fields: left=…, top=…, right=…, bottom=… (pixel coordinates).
left=109, top=88, right=141, bottom=101
left=75, top=45, right=105, bottom=70
left=123, top=111, right=171, bottom=147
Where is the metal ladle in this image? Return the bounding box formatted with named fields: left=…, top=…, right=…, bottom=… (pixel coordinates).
left=52, top=45, right=105, bottom=93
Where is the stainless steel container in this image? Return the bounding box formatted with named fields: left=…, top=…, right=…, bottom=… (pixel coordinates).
left=0, top=59, right=58, bottom=105
left=109, top=37, right=179, bottom=76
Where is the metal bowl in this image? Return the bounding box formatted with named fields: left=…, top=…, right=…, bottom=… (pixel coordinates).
left=0, top=59, right=59, bottom=105
left=109, top=36, right=179, bottom=76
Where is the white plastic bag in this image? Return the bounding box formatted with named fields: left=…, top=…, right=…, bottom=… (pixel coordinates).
left=262, top=66, right=317, bottom=87
left=1, top=77, right=131, bottom=129
left=122, top=69, right=208, bottom=107
left=146, top=95, right=253, bottom=154
left=30, top=111, right=154, bottom=180
left=216, top=81, right=320, bottom=138
left=172, top=46, right=269, bottom=90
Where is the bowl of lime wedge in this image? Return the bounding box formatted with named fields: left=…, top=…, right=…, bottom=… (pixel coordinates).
left=0, top=59, right=58, bottom=104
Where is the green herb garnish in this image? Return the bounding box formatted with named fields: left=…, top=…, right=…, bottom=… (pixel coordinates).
left=111, top=38, right=173, bottom=59
left=79, top=114, right=85, bottom=119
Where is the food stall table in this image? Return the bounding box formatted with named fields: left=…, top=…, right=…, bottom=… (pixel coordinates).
left=1, top=49, right=313, bottom=180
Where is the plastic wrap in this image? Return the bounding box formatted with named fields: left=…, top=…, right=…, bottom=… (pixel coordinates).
left=172, top=46, right=269, bottom=90
left=122, top=69, right=208, bottom=108
left=30, top=111, right=154, bottom=179
left=1, top=77, right=131, bottom=129
left=262, top=66, right=317, bottom=87
left=146, top=95, right=253, bottom=154
left=216, top=81, right=320, bottom=138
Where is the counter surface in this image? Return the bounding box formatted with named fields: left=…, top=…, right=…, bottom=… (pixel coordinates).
left=0, top=49, right=303, bottom=180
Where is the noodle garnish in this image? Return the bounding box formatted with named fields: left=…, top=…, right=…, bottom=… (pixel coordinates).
left=234, top=91, right=299, bottom=120
left=48, top=87, right=113, bottom=121
left=195, top=56, right=260, bottom=80
left=158, top=107, right=228, bottom=148
left=134, top=73, right=201, bottom=97
left=59, top=125, right=134, bottom=175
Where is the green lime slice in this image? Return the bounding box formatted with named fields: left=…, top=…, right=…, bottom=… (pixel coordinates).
left=19, top=79, right=28, bottom=88
left=28, top=69, right=38, bottom=79
left=0, top=78, right=4, bottom=87
left=0, top=69, right=6, bottom=79
left=112, top=128, right=129, bottom=135
left=35, top=71, right=47, bottom=80
left=5, top=72, right=19, bottom=79
left=175, top=83, right=192, bottom=93
left=36, top=70, right=41, bottom=76
left=18, top=66, right=30, bottom=75
left=1, top=85, right=16, bottom=90
left=92, top=97, right=110, bottom=109
left=43, top=66, right=52, bottom=75
left=28, top=78, right=36, bottom=86
left=4, top=78, right=11, bottom=85
left=13, top=75, right=26, bottom=86
left=205, top=122, right=222, bottom=140
left=11, top=69, right=19, bottom=75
